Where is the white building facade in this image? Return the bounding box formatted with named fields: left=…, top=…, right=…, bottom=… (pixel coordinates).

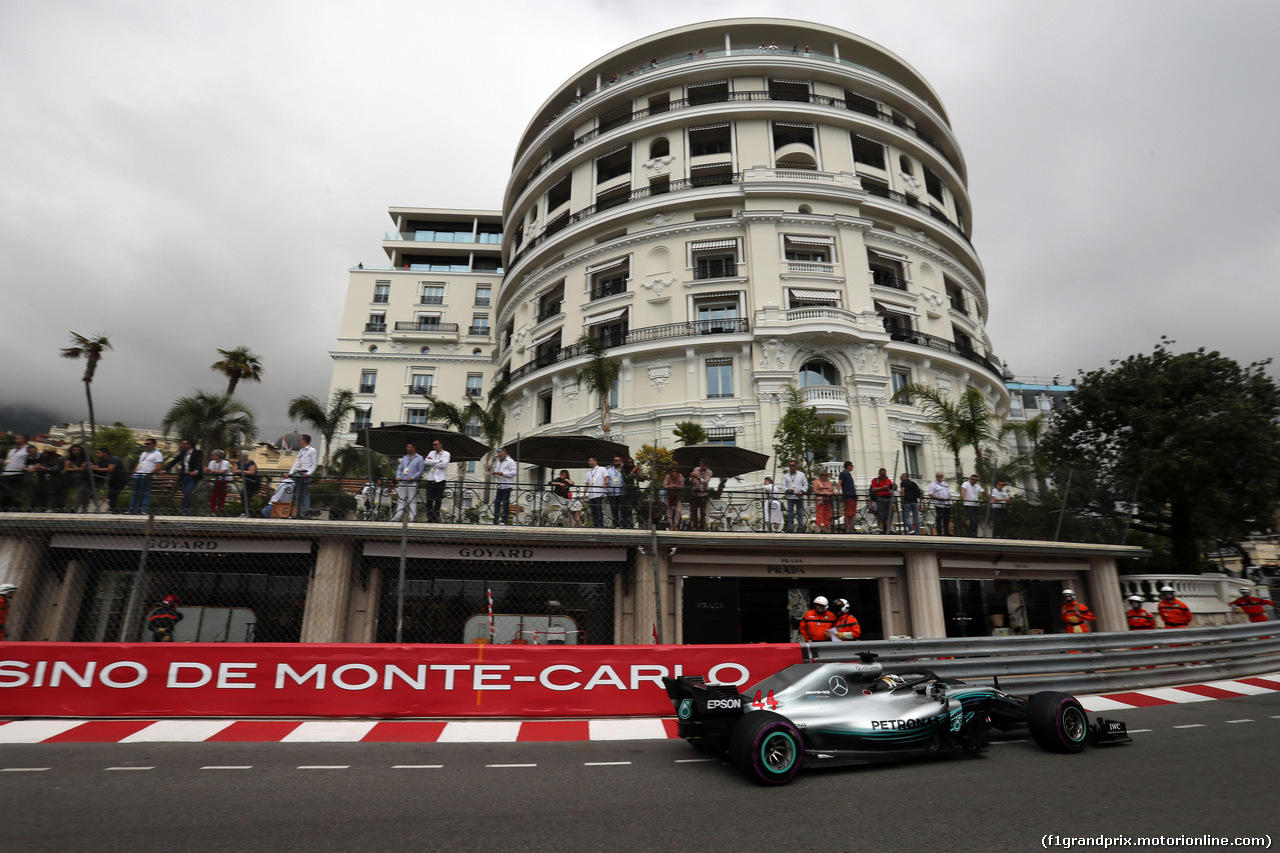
left=331, top=19, right=1008, bottom=481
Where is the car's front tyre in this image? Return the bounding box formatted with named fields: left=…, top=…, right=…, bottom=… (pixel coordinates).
left=729, top=711, right=804, bottom=786
left=1027, top=691, right=1089, bottom=753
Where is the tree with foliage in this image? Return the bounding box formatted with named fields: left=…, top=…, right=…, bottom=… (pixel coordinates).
left=575, top=334, right=621, bottom=434
left=330, top=443, right=393, bottom=480
left=95, top=423, right=144, bottom=463
left=60, top=332, right=112, bottom=452
left=163, top=392, right=258, bottom=456
left=1001, top=413, right=1049, bottom=494
left=892, top=383, right=998, bottom=481
left=211, top=346, right=264, bottom=396
left=772, top=386, right=838, bottom=473
left=1041, top=341, right=1280, bottom=573
left=422, top=378, right=508, bottom=499
left=287, top=389, right=357, bottom=475
left=672, top=421, right=707, bottom=446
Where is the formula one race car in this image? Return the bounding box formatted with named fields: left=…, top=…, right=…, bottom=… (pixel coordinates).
left=662, top=652, right=1130, bottom=786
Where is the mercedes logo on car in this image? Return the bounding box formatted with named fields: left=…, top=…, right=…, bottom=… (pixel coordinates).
left=829, top=675, right=849, bottom=696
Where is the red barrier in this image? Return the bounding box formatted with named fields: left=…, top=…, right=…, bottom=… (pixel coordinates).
left=0, top=643, right=802, bottom=719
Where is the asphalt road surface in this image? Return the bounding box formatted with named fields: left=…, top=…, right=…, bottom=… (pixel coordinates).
left=3, top=693, right=1278, bottom=853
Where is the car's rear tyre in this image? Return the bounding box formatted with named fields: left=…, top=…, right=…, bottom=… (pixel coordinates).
left=1027, top=691, right=1089, bottom=753
left=729, top=711, right=804, bottom=786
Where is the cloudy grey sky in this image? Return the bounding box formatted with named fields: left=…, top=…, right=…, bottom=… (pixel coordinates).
left=3, top=0, right=1278, bottom=438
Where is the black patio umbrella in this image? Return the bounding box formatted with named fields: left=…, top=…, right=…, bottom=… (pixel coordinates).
left=506, top=433, right=630, bottom=470
left=673, top=443, right=770, bottom=480
left=354, top=425, right=488, bottom=461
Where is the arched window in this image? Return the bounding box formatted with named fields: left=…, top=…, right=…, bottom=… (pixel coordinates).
left=649, top=137, right=669, bottom=158
left=899, top=154, right=914, bottom=176
left=798, top=359, right=839, bottom=387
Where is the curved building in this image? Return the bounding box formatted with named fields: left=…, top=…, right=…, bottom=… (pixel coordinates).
left=497, top=18, right=1006, bottom=475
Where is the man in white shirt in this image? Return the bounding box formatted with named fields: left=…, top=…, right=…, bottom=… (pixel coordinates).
left=781, top=460, right=809, bottom=533
left=490, top=448, right=517, bottom=524
left=1, top=434, right=29, bottom=510
left=961, top=474, right=985, bottom=536
left=392, top=443, right=425, bottom=522
left=583, top=457, right=608, bottom=528
left=990, top=480, right=1011, bottom=538
left=607, top=456, right=625, bottom=528
left=288, top=434, right=319, bottom=518
left=423, top=439, right=450, bottom=522
left=927, top=472, right=952, bottom=536
left=128, top=438, right=166, bottom=515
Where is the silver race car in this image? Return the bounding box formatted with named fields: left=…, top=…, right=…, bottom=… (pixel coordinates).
left=663, top=651, right=1130, bottom=785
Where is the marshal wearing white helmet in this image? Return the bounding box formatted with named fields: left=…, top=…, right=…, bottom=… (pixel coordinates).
left=1060, top=589, right=1096, bottom=633
left=798, top=596, right=836, bottom=642
left=0, top=582, right=16, bottom=641
left=1157, top=585, right=1193, bottom=628
left=1125, top=595, right=1156, bottom=630
left=1228, top=587, right=1276, bottom=623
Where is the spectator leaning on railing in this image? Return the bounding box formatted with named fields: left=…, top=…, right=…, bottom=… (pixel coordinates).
left=927, top=472, right=952, bottom=536
left=782, top=460, right=808, bottom=533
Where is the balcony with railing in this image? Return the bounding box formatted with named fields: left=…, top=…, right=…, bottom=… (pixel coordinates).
left=364, top=323, right=387, bottom=334
left=512, top=172, right=743, bottom=269
left=589, top=279, right=627, bottom=301
left=385, top=231, right=503, bottom=244
left=467, top=325, right=491, bottom=337
left=887, top=328, right=1002, bottom=379
left=536, top=301, right=563, bottom=323
left=519, top=83, right=960, bottom=196
left=359, top=383, right=377, bottom=394
left=871, top=269, right=909, bottom=291
left=785, top=260, right=835, bottom=275
left=505, top=317, right=750, bottom=382
left=407, top=384, right=434, bottom=396
left=420, top=294, right=445, bottom=305
left=392, top=321, right=460, bottom=338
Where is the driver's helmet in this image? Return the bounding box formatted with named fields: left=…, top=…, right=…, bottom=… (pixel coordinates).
left=833, top=598, right=850, bottom=614
left=812, top=596, right=828, bottom=609
left=1127, top=595, right=1143, bottom=604
left=162, top=594, right=180, bottom=606
left=877, top=674, right=906, bottom=691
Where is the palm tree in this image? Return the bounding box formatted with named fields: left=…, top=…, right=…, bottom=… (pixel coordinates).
left=287, top=389, right=358, bottom=475
left=1001, top=413, right=1049, bottom=494
left=575, top=334, right=621, bottom=434
left=211, top=346, right=264, bottom=396
left=673, top=421, right=708, bottom=446
left=330, top=443, right=393, bottom=480
left=60, top=332, right=112, bottom=451
left=163, top=391, right=258, bottom=455
left=423, top=378, right=509, bottom=498
left=893, top=383, right=997, bottom=481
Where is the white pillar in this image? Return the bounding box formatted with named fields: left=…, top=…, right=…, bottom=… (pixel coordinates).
left=904, top=550, right=945, bottom=638
left=1086, top=556, right=1126, bottom=633
left=300, top=539, right=354, bottom=643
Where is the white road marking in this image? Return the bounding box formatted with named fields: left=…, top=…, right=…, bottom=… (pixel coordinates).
left=1200, top=679, right=1275, bottom=695
left=437, top=721, right=522, bottom=743
left=105, top=766, right=153, bottom=771
left=1, top=768, right=50, bottom=772
left=588, top=719, right=669, bottom=740
left=297, top=765, right=349, bottom=770
left=201, top=765, right=252, bottom=770
left=988, top=739, right=1028, bottom=744
left=1078, top=696, right=1134, bottom=712
left=0, top=720, right=85, bottom=743
left=1138, top=688, right=1215, bottom=704
left=392, top=765, right=443, bottom=769
left=485, top=763, right=536, bottom=768
left=281, top=721, right=377, bottom=743
left=119, top=720, right=234, bottom=743
left=674, top=758, right=718, bottom=763
left=1172, top=724, right=1204, bottom=729
left=1225, top=719, right=1254, bottom=723
left=1128, top=729, right=1153, bottom=733
left=584, top=761, right=631, bottom=766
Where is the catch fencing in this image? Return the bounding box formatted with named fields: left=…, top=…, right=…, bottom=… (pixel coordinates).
left=807, top=621, right=1280, bottom=696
